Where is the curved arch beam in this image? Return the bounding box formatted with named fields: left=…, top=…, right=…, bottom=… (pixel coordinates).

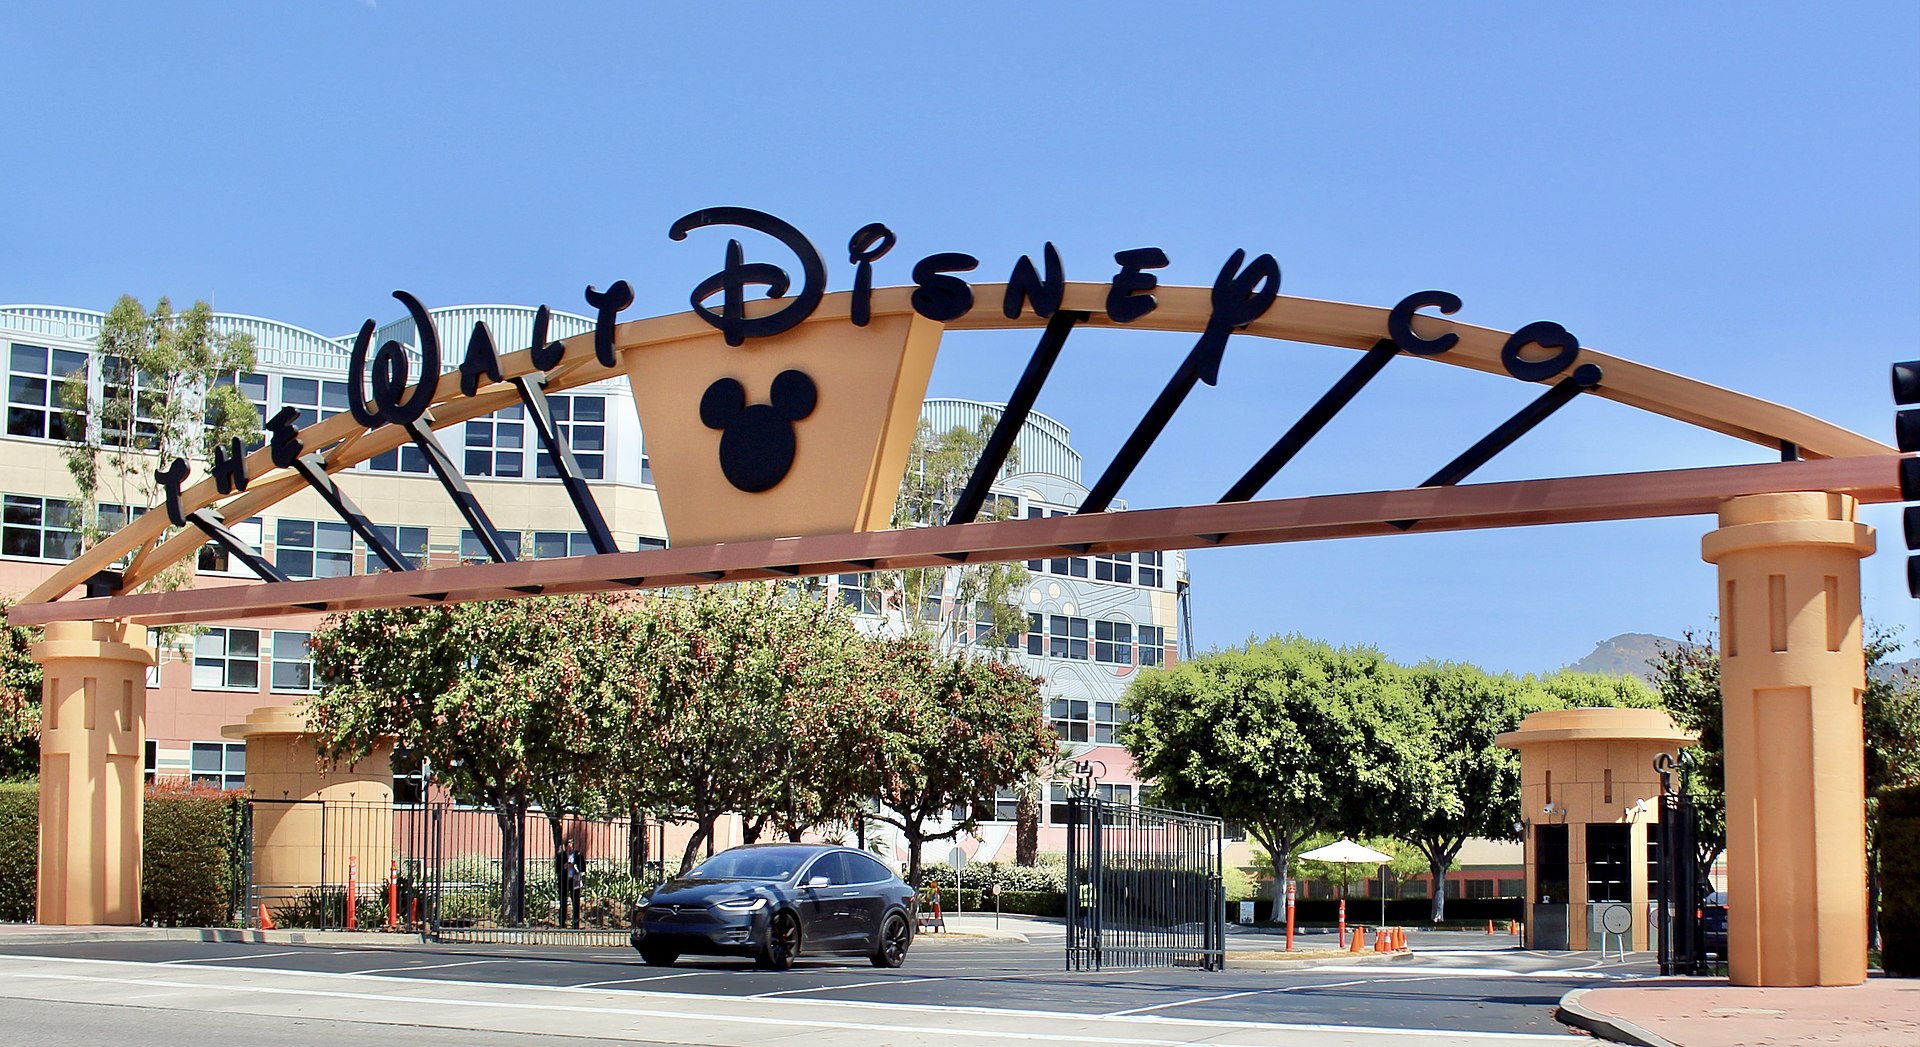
left=18, top=285, right=1889, bottom=606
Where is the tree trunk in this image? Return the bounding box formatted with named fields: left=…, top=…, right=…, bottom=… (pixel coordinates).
left=1270, top=843, right=1292, bottom=916
left=679, top=814, right=716, bottom=877
left=493, top=792, right=527, bottom=925
left=627, top=803, right=647, bottom=878
left=546, top=812, right=570, bottom=926
left=1015, top=787, right=1039, bottom=866
left=903, top=823, right=926, bottom=887
left=1429, top=853, right=1450, bottom=923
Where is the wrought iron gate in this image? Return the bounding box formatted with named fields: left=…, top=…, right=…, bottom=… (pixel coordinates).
left=1652, top=752, right=1712, bottom=975
left=1065, top=797, right=1225, bottom=971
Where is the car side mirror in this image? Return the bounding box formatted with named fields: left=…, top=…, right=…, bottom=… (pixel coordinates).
left=806, top=876, right=830, bottom=889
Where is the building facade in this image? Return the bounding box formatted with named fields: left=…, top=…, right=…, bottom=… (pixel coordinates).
left=1, top=302, right=1184, bottom=868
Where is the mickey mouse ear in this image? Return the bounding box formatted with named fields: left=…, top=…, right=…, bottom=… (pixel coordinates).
left=770, top=369, right=818, bottom=421
left=700, top=377, right=747, bottom=430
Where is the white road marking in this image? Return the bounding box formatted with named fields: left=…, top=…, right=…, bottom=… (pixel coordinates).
left=161, top=950, right=308, bottom=964
left=1104, top=977, right=1396, bottom=1016
left=569, top=971, right=711, bottom=988
left=1299, top=964, right=1613, bottom=979
left=0, top=953, right=1571, bottom=1041
left=0, top=965, right=1576, bottom=1043
left=752, top=975, right=939, bottom=997
left=347, top=959, right=501, bottom=975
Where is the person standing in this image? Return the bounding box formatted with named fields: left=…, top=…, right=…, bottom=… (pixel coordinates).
left=561, top=845, right=585, bottom=929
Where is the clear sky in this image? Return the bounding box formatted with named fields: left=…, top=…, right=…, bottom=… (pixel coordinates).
left=3, top=3, right=1915, bottom=674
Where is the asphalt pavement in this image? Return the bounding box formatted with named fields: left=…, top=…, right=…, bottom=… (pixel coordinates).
left=0, top=927, right=1646, bottom=1045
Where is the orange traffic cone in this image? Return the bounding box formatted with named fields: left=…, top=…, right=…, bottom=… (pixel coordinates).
left=1394, top=927, right=1405, bottom=950
left=1350, top=926, right=1364, bottom=952
left=1510, top=920, right=1520, bottom=936
left=258, top=902, right=276, bottom=930
left=1486, top=919, right=1495, bottom=934
left=1374, top=928, right=1388, bottom=952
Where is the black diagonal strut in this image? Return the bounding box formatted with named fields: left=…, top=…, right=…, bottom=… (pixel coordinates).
left=1390, top=363, right=1606, bottom=530
left=185, top=509, right=288, bottom=584
left=513, top=373, right=618, bottom=554
left=404, top=416, right=518, bottom=562
left=948, top=310, right=1087, bottom=525
left=290, top=454, right=414, bottom=572
left=1222, top=339, right=1402, bottom=503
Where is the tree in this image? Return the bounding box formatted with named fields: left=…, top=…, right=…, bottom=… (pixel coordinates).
left=0, top=605, right=43, bottom=781
left=1121, top=635, right=1440, bottom=909
left=1647, top=633, right=1727, bottom=865
left=306, top=596, right=630, bottom=924
left=864, top=638, right=1057, bottom=886
left=608, top=585, right=874, bottom=875
left=1286, top=831, right=1428, bottom=900
left=60, top=296, right=259, bottom=583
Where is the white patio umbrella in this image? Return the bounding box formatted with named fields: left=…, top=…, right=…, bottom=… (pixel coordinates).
left=1298, top=838, right=1395, bottom=927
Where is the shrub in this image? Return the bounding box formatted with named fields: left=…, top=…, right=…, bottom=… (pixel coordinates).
left=1880, top=783, right=1920, bottom=977
left=271, top=887, right=385, bottom=930
left=143, top=782, right=244, bottom=926
left=0, top=783, right=35, bottom=921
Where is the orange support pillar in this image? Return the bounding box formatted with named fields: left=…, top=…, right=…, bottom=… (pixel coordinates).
left=1703, top=492, right=1874, bottom=987
left=33, top=620, right=153, bottom=926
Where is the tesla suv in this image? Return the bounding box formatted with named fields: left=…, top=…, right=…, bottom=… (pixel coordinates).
left=630, top=844, right=916, bottom=970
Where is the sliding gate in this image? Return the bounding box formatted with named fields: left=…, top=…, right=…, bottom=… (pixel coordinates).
left=1065, top=798, right=1225, bottom=971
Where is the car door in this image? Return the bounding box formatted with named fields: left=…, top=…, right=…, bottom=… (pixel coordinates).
left=796, top=852, right=851, bottom=948
left=838, top=852, right=896, bottom=949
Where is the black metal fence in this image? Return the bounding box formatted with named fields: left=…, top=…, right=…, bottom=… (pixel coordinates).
left=243, top=799, right=659, bottom=944
left=1652, top=753, right=1711, bottom=975
left=1065, top=797, right=1225, bottom=971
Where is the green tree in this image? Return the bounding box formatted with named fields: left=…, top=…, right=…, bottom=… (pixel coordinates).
left=306, top=596, right=630, bottom=924
left=885, top=419, right=1031, bottom=651
left=61, top=296, right=259, bottom=577
left=1286, top=831, right=1428, bottom=899
left=1647, top=632, right=1727, bottom=865
left=864, top=638, right=1057, bottom=886
left=1121, top=635, right=1439, bottom=909
left=0, top=605, right=43, bottom=781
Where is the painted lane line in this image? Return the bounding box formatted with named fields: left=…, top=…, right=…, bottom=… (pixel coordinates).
left=348, top=959, right=501, bottom=976
left=0, top=954, right=1569, bottom=1040
left=1104, top=977, right=1392, bottom=1016
left=1300, top=964, right=1613, bottom=979
left=160, top=950, right=309, bottom=964
left=0, top=967, right=1580, bottom=1045
left=569, top=971, right=711, bottom=988
left=752, top=976, right=940, bottom=997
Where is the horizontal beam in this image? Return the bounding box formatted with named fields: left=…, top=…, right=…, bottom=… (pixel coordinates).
left=7, top=454, right=1901, bottom=629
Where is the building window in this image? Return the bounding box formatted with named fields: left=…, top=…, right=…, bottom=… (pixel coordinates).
left=1094, top=619, right=1133, bottom=665
left=364, top=524, right=429, bottom=572
left=198, top=516, right=264, bottom=575
left=367, top=442, right=430, bottom=474
left=835, top=573, right=883, bottom=616
left=463, top=404, right=525, bottom=477
left=144, top=739, right=157, bottom=784
left=635, top=535, right=668, bottom=552
left=1049, top=554, right=1089, bottom=579
left=1094, top=783, right=1133, bottom=806
left=536, top=394, right=605, bottom=480
left=280, top=376, right=348, bottom=430
left=1048, top=615, right=1088, bottom=660
left=1094, top=552, right=1132, bottom=584
left=269, top=630, right=316, bottom=693
left=1093, top=700, right=1131, bottom=744
left=210, top=371, right=268, bottom=448
left=1049, top=698, right=1090, bottom=742
left=532, top=530, right=595, bottom=559
left=190, top=741, right=246, bottom=791
left=1049, top=782, right=1074, bottom=824
left=1024, top=612, right=1043, bottom=656
left=460, top=528, right=522, bottom=561
left=971, top=788, right=1021, bottom=823
left=193, top=627, right=260, bottom=690
left=2, top=495, right=80, bottom=561
left=7, top=343, right=86, bottom=440
left=393, top=749, right=427, bottom=805
left=1136, top=551, right=1163, bottom=588
left=1137, top=625, right=1165, bottom=667
left=275, top=519, right=353, bottom=579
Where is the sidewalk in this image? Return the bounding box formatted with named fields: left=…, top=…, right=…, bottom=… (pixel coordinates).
left=1561, top=976, right=1919, bottom=1047
left=0, top=922, right=425, bottom=947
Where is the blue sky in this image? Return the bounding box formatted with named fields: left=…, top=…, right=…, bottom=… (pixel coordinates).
left=3, top=4, right=1915, bottom=673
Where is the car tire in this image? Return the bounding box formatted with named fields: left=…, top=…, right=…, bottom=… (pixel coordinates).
left=638, top=942, right=679, bottom=967
left=871, top=913, right=911, bottom=968
left=757, top=911, right=801, bottom=970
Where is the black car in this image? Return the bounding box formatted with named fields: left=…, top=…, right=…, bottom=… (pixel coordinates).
left=630, top=844, right=916, bottom=970
left=1700, top=890, right=1728, bottom=960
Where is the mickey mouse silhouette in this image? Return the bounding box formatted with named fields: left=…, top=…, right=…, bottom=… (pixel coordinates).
left=700, top=369, right=818, bottom=492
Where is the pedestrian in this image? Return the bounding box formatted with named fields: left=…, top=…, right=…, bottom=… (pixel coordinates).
left=561, top=845, right=585, bottom=929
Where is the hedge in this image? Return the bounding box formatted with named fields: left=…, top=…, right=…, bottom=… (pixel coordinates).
left=142, top=782, right=246, bottom=926
left=1238, top=895, right=1523, bottom=925
left=0, top=783, right=34, bottom=921
left=1880, top=783, right=1920, bottom=977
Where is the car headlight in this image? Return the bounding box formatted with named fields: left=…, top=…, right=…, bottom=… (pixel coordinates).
left=714, top=897, right=768, bottom=913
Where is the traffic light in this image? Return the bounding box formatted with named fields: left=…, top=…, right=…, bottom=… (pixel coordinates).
left=1895, top=360, right=1920, bottom=596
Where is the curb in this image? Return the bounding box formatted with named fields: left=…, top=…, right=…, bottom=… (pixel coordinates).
left=1557, top=988, right=1679, bottom=1047
left=0, top=927, right=427, bottom=948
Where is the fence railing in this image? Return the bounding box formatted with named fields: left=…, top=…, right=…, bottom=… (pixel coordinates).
left=1065, top=798, right=1225, bottom=971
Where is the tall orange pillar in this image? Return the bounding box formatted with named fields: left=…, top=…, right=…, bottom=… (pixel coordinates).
left=33, top=619, right=154, bottom=925
left=1702, top=492, right=1873, bottom=986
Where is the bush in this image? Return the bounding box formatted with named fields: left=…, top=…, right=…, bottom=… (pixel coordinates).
left=143, top=782, right=244, bottom=926
left=919, top=860, right=1066, bottom=894
left=270, top=887, right=385, bottom=930
left=0, top=783, right=35, bottom=921
left=1880, top=783, right=1920, bottom=977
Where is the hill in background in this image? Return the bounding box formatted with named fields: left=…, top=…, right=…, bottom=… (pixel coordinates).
left=1564, top=632, right=1920, bottom=686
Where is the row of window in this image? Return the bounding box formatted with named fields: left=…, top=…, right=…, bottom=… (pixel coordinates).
left=955, top=783, right=1138, bottom=824
left=142, top=740, right=247, bottom=792
left=193, top=627, right=317, bottom=692
left=1022, top=613, right=1166, bottom=667
left=1022, top=507, right=1166, bottom=588
left=7, top=344, right=630, bottom=484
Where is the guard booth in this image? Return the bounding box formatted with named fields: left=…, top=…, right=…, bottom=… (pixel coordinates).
left=1065, top=797, right=1224, bottom=971
left=1496, top=708, right=1695, bottom=951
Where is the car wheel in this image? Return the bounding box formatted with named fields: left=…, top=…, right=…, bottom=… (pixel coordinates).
left=638, top=942, right=679, bottom=967
left=757, top=911, right=801, bottom=970
left=871, top=913, right=910, bottom=968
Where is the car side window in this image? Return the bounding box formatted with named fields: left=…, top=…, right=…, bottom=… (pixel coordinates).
left=845, top=853, right=891, bottom=885
left=806, top=852, right=850, bottom=886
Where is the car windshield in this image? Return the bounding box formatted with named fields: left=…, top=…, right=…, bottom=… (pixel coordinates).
left=686, top=849, right=809, bottom=881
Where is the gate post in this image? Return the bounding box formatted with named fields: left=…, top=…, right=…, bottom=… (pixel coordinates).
left=33, top=619, right=154, bottom=925
left=1702, top=491, right=1873, bottom=987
